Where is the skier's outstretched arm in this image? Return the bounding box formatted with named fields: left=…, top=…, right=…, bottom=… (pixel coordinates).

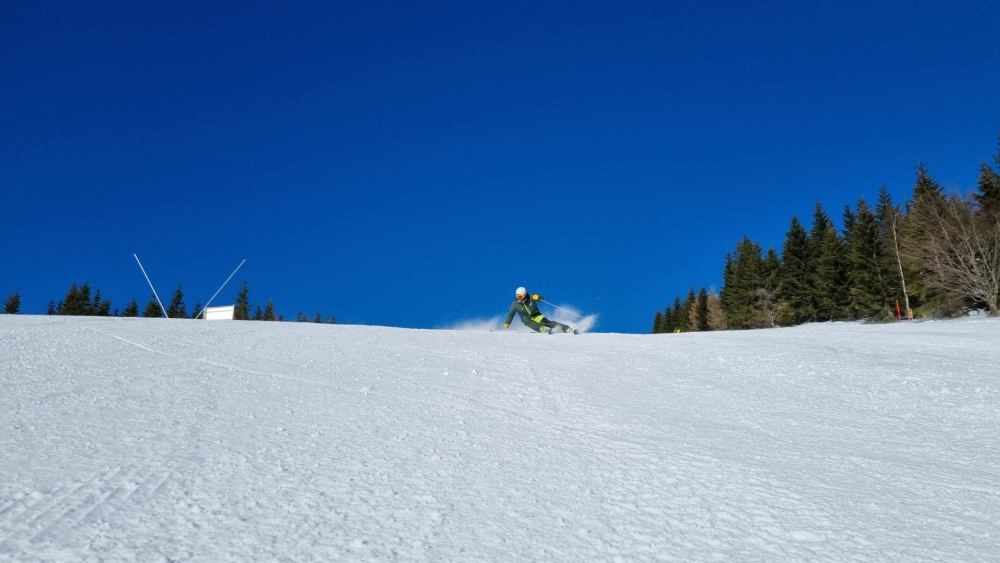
left=503, top=304, right=517, bottom=328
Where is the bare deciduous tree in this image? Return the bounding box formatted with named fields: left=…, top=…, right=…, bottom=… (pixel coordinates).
left=754, top=287, right=780, bottom=328
left=902, top=194, right=1000, bottom=315
left=706, top=290, right=728, bottom=331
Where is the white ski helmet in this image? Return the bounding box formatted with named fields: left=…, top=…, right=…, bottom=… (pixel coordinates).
left=515, top=286, right=527, bottom=297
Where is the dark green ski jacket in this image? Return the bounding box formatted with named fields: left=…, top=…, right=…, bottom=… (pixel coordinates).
left=505, top=294, right=544, bottom=326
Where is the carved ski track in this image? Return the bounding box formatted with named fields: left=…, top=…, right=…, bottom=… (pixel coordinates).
left=85, top=324, right=347, bottom=391
left=1, top=478, right=97, bottom=543
left=0, top=465, right=175, bottom=552
left=0, top=499, right=20, bottom=521
left=0, top=469, right=123, bottom=549
left=28, top=467, right=136, bottom=544
left=82, top=327, right=169, bottom=357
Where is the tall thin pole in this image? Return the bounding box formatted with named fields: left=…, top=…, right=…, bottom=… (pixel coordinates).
left=196, top=259, right=246, bottom=319
left=889, top=215, right=912, bottom=319
left=134, top=253, right=167, bottom=318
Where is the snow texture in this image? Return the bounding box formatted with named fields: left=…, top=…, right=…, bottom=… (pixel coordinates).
left=1, top=315, right=998, bottom=562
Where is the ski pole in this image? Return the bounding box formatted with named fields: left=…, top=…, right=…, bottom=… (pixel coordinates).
left=540, top=300, right=584, bottom=318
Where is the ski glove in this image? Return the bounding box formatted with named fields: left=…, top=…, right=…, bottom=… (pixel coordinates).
left=533, top=294, right=542, bottom=301
left=503, top=323, right=509, bottom=329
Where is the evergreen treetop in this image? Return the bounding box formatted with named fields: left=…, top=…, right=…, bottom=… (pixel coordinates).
left=720, top=236, right=767, bottom=329
left=167, top=284, right=186, bottom=318
left=123, top=299, right=139, bottom=317
left=975, top=136, right=1000, bottom=214
left=777, top=216, right=813, bottom=325
left=234, top=281, right=251, bottom=320
left=143, top=296, right=162, bottom=317
left=911, top=161, right=945, bottom=207
left=4, top=291, right=20, bottom=314
left=696, top=286, right=709, bottom=331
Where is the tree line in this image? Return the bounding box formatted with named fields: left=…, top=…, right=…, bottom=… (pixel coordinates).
left=6, top=137, right=998, bottom=333
left=2, top=281, right=336, bottom=324
left=654, top=135, right=1000, bottom=332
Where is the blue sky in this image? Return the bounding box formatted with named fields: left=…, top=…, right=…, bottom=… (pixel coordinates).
left=2, top=1, right=998, bottom=332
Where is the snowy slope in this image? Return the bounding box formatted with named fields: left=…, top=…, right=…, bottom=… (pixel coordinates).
left=1, top=315, right=998, bottom=562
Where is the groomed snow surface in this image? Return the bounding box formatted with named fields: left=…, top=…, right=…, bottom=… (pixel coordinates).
left=1, top=315, right=998, bottom=562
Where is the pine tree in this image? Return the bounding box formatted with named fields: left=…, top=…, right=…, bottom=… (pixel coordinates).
left=657, top=304, right=668, bottom=333
left=55, top=283, right=110, bottom=316
left=662, top=303, right=676, bottom=333
left=325, top=313, right=337, bottom=324
left=806, top=203, right=849, bottom=321
left=668, top=297, right=682, bottom=332
left=680, top=288, right=697, bottom=332
left=295, top=311, right=309, bottom=322
left=143, top=295, right=162, bottom=317
left=47, top=300, right=57, bottom=315
left=123, top=299, right=139, bottom=317
left=846, top=198, right=891, bottom=319
left=813, top=223, right=849, bottom=321
left=90, top=289, right=111, bottom=316
left=975, top=162, right=1000, bottom=215
left=904, top=163, right=947, bottom=316
left=778, top=216, right=813, bottom=325
left=252, top=305, right=264, bottom=320
left=58, top=283, right=90, bottom=316
left=263, top=299, right=277, bottom=321
left=842, top=203, right=856, bottom=249
left=762, top=248, right=781, bottom=289
left=312, top=310, right=322, bottom=323
left=651, top=311, right=662, bottom=333
left=975, top=135, right=1000, bottom=215
left=696, top=286, right=709, bottom=331
left=809, top=203, right=833, bottom=248
left=234, top=282, right=250, bottom=320
left=166, top=284, right=186, bottom=318
left=720, top=236, right=768, bottom=329
left=4, top=291, right=20, bottom=314
left=911, top=161, right=945, bottom=206
left=190, top=301, right=203, bottom=319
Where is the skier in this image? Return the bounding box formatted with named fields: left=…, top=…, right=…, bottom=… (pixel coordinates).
left=503, top=287, right=577, bottom=334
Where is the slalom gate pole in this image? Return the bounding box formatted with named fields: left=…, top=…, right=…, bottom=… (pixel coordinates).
left=133, top=254, right=168, bottom=318
left=541, top=300, right=584, bottom=318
